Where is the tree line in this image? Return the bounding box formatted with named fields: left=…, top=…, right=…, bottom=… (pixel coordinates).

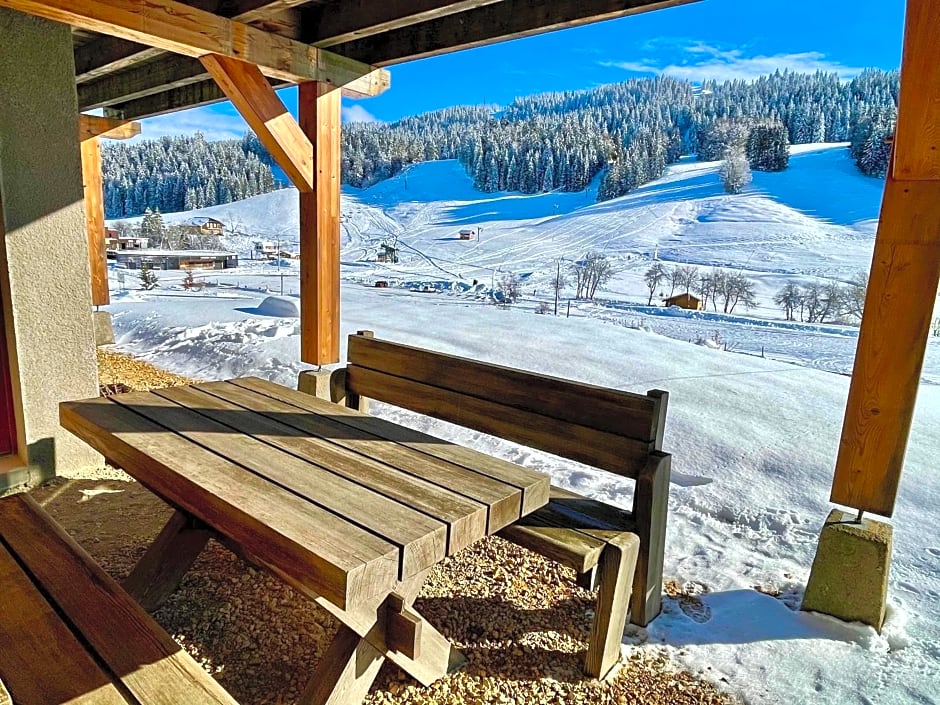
left=774, top=274, right=868, bottom=323
left=644, top=263, right=757, bottom=314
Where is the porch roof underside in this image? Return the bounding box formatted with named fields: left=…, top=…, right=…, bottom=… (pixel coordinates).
left=71, top=0, right=695, bottom=121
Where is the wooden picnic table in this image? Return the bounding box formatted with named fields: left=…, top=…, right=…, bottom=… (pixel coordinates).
left=60, top=376, right=550, bottom=705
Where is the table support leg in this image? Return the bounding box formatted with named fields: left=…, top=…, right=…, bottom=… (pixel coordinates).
left=123, top=510, right=212, bottom=611
left=299, top=625, right=386, bottom=705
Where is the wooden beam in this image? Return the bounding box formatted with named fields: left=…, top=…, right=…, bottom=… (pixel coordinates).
left=330, top=0, right=698, bottom=66
left=73, top=0, right=305, bottom=84
left=79, top=114, right=141, bottom=141
left=303, top=0, right=501, bottom=47
left=832, top=0, right=940, bottom=517
left=201, top=54, right=314, bottom=192
left=892, top=0, right=940, bottom=180
left=299, top=81, right=341, bottom=365
left=79, top=55, right=208, bottom=110
left=104, top=78, right=236, bottom=120
left=80, top=137, right=110, bottom=307
left=1, top=0, right=389, bottom=94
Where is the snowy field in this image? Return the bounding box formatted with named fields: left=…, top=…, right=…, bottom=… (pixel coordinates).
left=106, top=144, right=940, bottom=704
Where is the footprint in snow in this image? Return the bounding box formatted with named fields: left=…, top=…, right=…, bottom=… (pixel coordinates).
left=926, top=547, right=940, bottom=557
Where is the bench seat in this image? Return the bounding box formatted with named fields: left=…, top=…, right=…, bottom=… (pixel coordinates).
left=0, top=493, right=238, bottom=705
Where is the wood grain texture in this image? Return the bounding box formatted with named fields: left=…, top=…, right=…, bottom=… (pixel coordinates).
left=233, top=375, right=548, bottom=521
left=347, top=334, right=659, bottom=439
left=346, top=364, right=655, bottom=475
left=122, top=509, right=212, bottom=611
left=0, top=538, right=128, bottom=704
left=299, top=625, right=386, bottom=705
left=0, top=0, right=389, bottom=92
left=183, top=381, right=488, bottom=553
left=113, top=387, right=448, bottom=579
left=60, top=395, right=399, bottom=608
left=332, top=0, right=699, bottom=66
left=201, top=54, right=314, bottom=191
left=586, top=532, right=639, bottom=679
left=630, top=452, right=670, bottom=625
left=0, top=493, right=238, bottom=705
left=833, top=176, right=940, bottom=515
left=892, top=0, right=940, bottom=180
left=80, top=136, right=110, bottom=307
left=78, top=114, right=141, bottom=140
left=299, top=81, right=341, bottom=364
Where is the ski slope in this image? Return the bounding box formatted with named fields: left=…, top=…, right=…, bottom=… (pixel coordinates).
left=105, top=144, right=940, bottom=705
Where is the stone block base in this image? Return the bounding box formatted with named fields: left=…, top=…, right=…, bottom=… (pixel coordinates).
left=93, top=310, right=115, bottom=346
left=801, top=509, right=892, bottom=630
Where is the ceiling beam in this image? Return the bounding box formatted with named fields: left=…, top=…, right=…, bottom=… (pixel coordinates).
left=201, top=54, right=314, bottom=191
left=303, top=0, right=502, bottom=47
left=1, top=0, right=388, bottom=94
left=104, top=77, right=246, bottom=120
left=330, top=0, right=699, bottom=66
left=73, top=0, right=305, bottom=83
left=78, top=114, right=142, bottom=141
left=79, top=55, right=207, bottom=110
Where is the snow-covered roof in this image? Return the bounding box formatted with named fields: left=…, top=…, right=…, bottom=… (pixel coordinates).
left=182, top=216, right=225, bottom=227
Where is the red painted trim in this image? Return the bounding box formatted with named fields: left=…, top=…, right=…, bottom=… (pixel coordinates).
left=0, top=287, right=16, bottom=457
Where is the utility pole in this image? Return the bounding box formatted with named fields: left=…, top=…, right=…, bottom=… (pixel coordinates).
left=554, top=259, right=561, bottom=316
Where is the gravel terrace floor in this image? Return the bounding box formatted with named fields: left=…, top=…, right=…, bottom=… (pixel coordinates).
left=20, top=350, right=736, bottom=705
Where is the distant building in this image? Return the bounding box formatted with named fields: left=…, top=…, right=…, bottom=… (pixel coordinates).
left=114, top=249, right=237, bottom=271
left=663, top=293, right=703, bottom=311
left=458, top=229, right=474, bottom=240
left=253, top=241, right=277, bottom=258
left=180, top=216, right=225, bottom=237
left=104, top=229, right=149, bottom=254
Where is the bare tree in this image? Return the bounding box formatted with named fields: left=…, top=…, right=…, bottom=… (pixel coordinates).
left=552, top=262, right=567, bottom=314
left=572, top=252, right=615, bottom=300
left=667, top=265, right=683, bottom=297
left=644, top=263, right=666, bottom=305
left=498, top=272, right=521, bottom=305
left=774, top=282, right=803, bottom=321
left=844, top=270, right=869, bottom=321
left=717, top=272, right=756, bottom=313
left=675, top=265, right=697, bottom=296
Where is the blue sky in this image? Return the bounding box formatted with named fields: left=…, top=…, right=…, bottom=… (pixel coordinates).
left=139, top=0, right=906, bottom=141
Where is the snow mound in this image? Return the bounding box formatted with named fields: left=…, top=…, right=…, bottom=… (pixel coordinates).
left=256, top=296, right=299, bottom=317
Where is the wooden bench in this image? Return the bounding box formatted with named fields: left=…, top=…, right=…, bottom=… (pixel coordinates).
left=303, top=331, right=671, bottom=680
left=0, top=492, right=238, bottom=705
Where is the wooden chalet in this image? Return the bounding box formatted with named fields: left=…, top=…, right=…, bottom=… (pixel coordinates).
left=0, top=0, right=937, bottom=700
left=181, top=216, right=226, bottom=237
left=663, top=292, right=703, bottom=310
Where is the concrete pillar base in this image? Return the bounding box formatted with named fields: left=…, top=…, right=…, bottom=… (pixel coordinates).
left=93, top=310, right=115, bottom=346
left=801, top=508, right=892, bottom=631
left=298, top=368, right=334, bottom=401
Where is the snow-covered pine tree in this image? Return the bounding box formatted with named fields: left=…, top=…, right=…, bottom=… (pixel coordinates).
left=719, top=149, right=752, bottom=194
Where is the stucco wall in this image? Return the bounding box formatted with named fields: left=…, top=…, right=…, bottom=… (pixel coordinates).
left=0, top=9, right=101, bottom=477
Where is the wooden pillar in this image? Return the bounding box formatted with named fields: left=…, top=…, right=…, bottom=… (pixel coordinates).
left=299, top=82, right=341, bottom=365
left=80, top=136, right=110, bottom=307
left=831, top=0, right=940, bottom=516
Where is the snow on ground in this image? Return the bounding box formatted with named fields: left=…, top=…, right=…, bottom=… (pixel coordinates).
left=106, top=144, right=940, bottom=705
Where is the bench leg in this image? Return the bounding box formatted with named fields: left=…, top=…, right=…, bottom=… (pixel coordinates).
left=123, top=510, right=212, bottom=611
left=631, top=453, right=671, bottom=627
left=585, top=533, right=640, bottom=679
left=299, top=625, right=386, bottom=705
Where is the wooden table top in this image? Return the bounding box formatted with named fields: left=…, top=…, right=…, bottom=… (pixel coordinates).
left=60, top=377, right=550, bottom=610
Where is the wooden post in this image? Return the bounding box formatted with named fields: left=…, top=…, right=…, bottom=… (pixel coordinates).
left=80, top=136, right=109, bottom=307
left=831, top=0, right=940, bottom=516
left=299, top=82, right=341, bottom=365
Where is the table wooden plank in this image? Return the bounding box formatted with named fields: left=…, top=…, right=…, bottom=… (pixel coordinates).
left=0, top=538, right=129, bottom=705
left=113, top=389, right=447, bottom=579
left=0, top=494, right=239, bottom=705
left=60, top=397, right=398, bottom=608
left=156, top=384, right=487, bottom=556
left=231, top=376, right=551, bottom=520
left=211, top=379, right=525, bottom=531
left=220, top=379, right=523, bottom=534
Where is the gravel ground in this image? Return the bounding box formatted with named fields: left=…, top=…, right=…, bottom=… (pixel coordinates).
left=26, top=351, right=735, bottom=705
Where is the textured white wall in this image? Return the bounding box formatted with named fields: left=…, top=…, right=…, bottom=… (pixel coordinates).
left=0, top=9, right=101, bottom=476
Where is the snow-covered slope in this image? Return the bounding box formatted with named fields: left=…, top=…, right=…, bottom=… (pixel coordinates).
left=104, top=144, right=940, bottom=705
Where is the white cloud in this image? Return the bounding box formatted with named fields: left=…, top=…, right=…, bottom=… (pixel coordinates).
left=601, top=40, right=868, bottom=84
left=136, top=107, right=249, bottom=142
left=598, top=60, right=660, bottom=74
left=342, top=104, right=382, bottom=124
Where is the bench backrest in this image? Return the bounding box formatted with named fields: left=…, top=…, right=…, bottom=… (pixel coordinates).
left=343, top=332, right=668, bottom=479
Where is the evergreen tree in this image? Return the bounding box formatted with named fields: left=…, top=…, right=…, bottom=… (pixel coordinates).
left=746, top=122, right=790, bottom=171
